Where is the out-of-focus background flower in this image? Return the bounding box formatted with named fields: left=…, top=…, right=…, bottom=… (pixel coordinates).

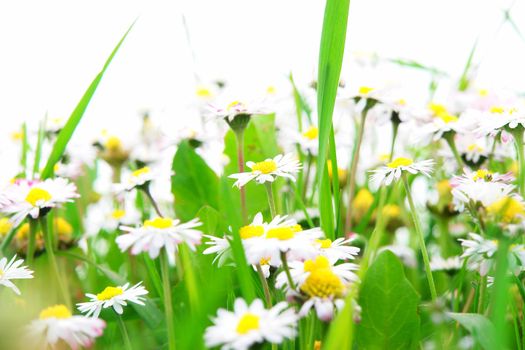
left=1, top=0, right=524, bottom=180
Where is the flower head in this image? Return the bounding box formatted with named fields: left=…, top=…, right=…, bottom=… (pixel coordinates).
left=229, top=154, right=301, bottom=188
left=0, top=255, right=33, bottom=295
left=115, top=166, right=157, bottom=192
left=369, top=157, right=434, bottom=188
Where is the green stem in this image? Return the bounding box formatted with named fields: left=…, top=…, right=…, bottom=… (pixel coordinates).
left=512, top=128, right=525, bottom=197
left=27, top=218, right=39, bottom=265
left=491, top=237, right=510, bottom=348
left=255, top=264, right=272, bottom=307
left=477, top=274, right=487, bottom=314
left=402, top=174, right=438, bottom=301
left=437, top=218, right=452, bottom=258
left=235, top=129, right=248, bottom=224
left=389, top=121, right=399, bottom=162
left=360, top=187, right=387, bottom=269
left=444, top=133, right=465, bottom=169
left=116, top=314, right=133, bottom=350
left=280, top=251, right=296, bottom=291
left=160, top=252, right=176, bottom=350
left=40, top=215, right=71, bottom=309
left=265, top=183, right=277, bottom=218
left=345, top=109, right=368, bottom=233
left=143, top=186, right=164, bottom=218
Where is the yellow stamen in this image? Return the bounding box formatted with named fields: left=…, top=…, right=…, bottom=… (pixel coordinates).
left=437, top=113, right=458, bottom=124
left=132, top=167, right=150, bottom=178
left=195, top=86, right=212, bottom=98
left=239, top=225, right=264, bottom=239
left=0, top=218, right=13, bottom=236
left=96, top=286, right=123, bottom=301
left=302, top=126, right=319, bottom=140
left=251, top=160, right=277, bottom=174
left=39, top=305, right=72, bottom=319
left=25, top=188, right=52, bottom=206
left=387, top=157, right=413, bottom=168
left=382, top=204, right=401, bottom=218
left=236, top=313, right=260, bottom=334
left=487, top=196, right=525, bottom=223
left=266, top=86, right=276, bottom=95
left=301, top=256, right=344, bottom=298
left=397, top=99, right=406, bottom=106
left=478, top=89, right=489, bottom=97
left=144, top=217, right=173, bottom=229
left=226, top=100, right=245, bottom=111
left=467, top=144, right=483, bottom=152
left=266, top=227, right=295, bottom=240
left=290, top=224, right=303, bottom=232
left=352, top=188, right=374, bottom=213
left=260, top=257, right=271, bottom=265
left=428, top=103, right=447, bottom=116
left=358, top=86, right=374, bottom=95
left=105, top=136, right=122, bottom=151
left=111, top=210, right=126, bottom=220
left=54, top=217, right=73, bottom=237
left=490, top=106, right=504, bottom=114
left=437, top=180, right=452, bottom=198
left=473, top=169, right=492, bottom=181
left=316, top=239, right=332, bottom=249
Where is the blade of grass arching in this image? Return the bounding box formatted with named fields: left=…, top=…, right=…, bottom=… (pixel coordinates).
left=457, top=38, right=478, bottom=91
left=316, top=0, right=350, bottom=239
left=21, top=123, right=28, bottom=176
left=32, top=116, right=46, bottom=177
left=40, top=21, right=136, bottom=179
left=387, top=57, right=448, bottom=77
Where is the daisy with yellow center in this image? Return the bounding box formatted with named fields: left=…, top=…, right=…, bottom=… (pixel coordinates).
left=28, top=305, right=106, bottom=349
left=474, top=105, right=525, bottom=135
left=117, top=217, right=202, bottom=264
left=204, top=298, right=298, bottom=350
left=421, top=103, right=464, bottom=140
left=370, top=157, right=434, bottom=188
left=486, top=196, right=525, bottom=223
left=229, top=153, right=301, bottom=188
left=116, top=166, right=157, bottom=192
left=0, top=178, right=78, bottom=226
left=207, top=96, right=269, bottom=122
left=77, top=282, right=148, bottom=318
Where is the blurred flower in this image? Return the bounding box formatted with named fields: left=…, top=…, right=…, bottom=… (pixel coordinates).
left=474, top=106, right=525, bottom=135
left=0, top=255, right=33, bottom=295
left=207, top=99, right=269, bottom=122
left=115, top=166, right=158, bottom=192
left=430, top=255, right=462, bottom=272
left=204, top=298, right=297, bottom=350
left=369, top=157, right=434, bottom=188
left=77, top=282, right=148, bottom=318
left=313, top=238, right=360, bottom=263
left=229, top=153, right=301, bottom=188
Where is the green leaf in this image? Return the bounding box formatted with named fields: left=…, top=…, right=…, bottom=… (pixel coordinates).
left=448, top=313, right=497, bottom=350
left=171, top=141, right=220, bottom=221
left=316, top=0, right=349, bottom=236
left=196, top=205, right=220, bottom=235
left=40, top=21, right=135, bottom=179
left=32, top=116, right=46, bottom=177
left=356, top=250, right=420, bottom=350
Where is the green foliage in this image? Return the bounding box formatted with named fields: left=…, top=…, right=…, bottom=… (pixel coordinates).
left=448, top=313, right=497, bottom=350
left=356, top=251, right=421, bottom=350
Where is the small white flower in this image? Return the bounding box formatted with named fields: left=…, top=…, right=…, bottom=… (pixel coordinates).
left=207, top=99, right=269, bottom=122
left=77, top=282, right=148, bottom=318
left=313, top=238, right=360, bottom=263
left=115, top=166, right=158, bottom=192
left=229, top=153, right=302, bottom=188
left=28, top=304, right=106, bottom=350
left=204, top=298, right=298, bottom=350
left=0, top=178, right=79, bottom=226
left=117, top=217, right=202, bottom=264
left=280, top=125, right=319, bottom=155
left=474, top=106, right=525, bottom=135
left=369, top=157, right=434, bottom=189
left=459, top=233, right=497, bottom=276
left=420, top=111, right=465, bottom=140
left=430, top=255, right=463, bottom=272
left=0, top=255, right=33, bottom=295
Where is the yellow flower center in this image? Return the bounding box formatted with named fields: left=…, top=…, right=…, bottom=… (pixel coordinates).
left=358, top=86, right=374, bottom=95
left=105, top=136, right=123, bottom=151
left=352, top=188, right=374, bottom=212
left=429, top=103, right=447, bottom=116
left=96, top=286, right=124, bottom=301
left=251, top=160, right=277, bottom=174
left=236, top=313, right=260, bottom=334
left=382, top=204, right=401, bottom=218
left=239, top=225, right=264, bottom=239
left=0, top=218, right=13, bottom=236
left=111, top=209, right=126, bottom=220
left=195, top=86, right=212, bottom=98
left=387, top=157, right=413, bottom=168
left=316, top=239, right=332, bottom=249
left=487, top=196, right=525, bottom=223
left=473, top=169, right=492, bottom=181
left=260, top=257, right=271, bottom=265
left=302, top=126, right=319, bottom=140
left=397, top=98, right=406, bottom=106
left=25, top=188, right=52, bottom=206
left=226, top=100, right=246, bottom=111
left=437, top=180, right=452, bottom=198
left=489, top=106, right=505, bottom=114
left=39, top=305, right=72, bottom=320
left=266, top=86, right=276, bottom=95
left=144, top=217, right=173, bottom=229
left=301, top=256, right=343, bottom=298
left=132, top=167, right=150, bottom=178
left=437, top=113, right=458, bottom=124
left=266, top=227, right=295, bottom=240
left=54, top=217, right=73, bottom=237
left=467, top=144, right=483, bottom=152
left=478, top=89, right=489, bottom=97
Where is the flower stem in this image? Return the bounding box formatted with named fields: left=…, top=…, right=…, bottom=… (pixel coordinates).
left=345, top=110, right=368, bottom=233
left=477, top=274, right=487, bottom=314
left=402, top=174, right=437, bottom=301
left=265, top=183, right=277, bottom=218
left=235, top=129, right=248, bottom=224
left=280, top=251, right=296, bottom=291
left=39, top=215, right=71, bottom=309
left=143, top=186, right=164, bottom=218
left=255, top=264, right=272, bottom=307
left=389, top=121, right=399, bottom=162
left=360, top=187, right=387, bottom=269
left=444, top=133, right=465, bottom=170
left=160, top=252, right=176, bottom=350
left=27, top=218, right=38, bottom=265
left=116, top=313, right=133, bottom=350
left=512, top=129, right=525, bottom=197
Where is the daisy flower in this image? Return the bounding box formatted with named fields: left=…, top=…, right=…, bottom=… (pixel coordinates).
left=229, top=153, right=302, bottom=188
left=207, top=99, right=269, bottom=123
left=204, top=298, right=297, bottom=350
left=474, top=106, right=525, bottom=135
left=430, top=255, right=463, bottom=272
left=313, top=238, right=360, bottom=263
left=27, top=304, right=106, bottom=350
left=0, top=178, right=79, bottom=226
left=276, top=255, right=359, bottom=321
left=281, top=125, right=319, bottom=155
left=116, top=217, right=202, bottom=264
left=77, top=282, right=148, bottom=318
left=369, top=157, right=434, bottom=189
left=115, top=166, right=161, bottom=192
left=420, top=110, right=465, bottom=140
left=0, top=255, right=33, bottom=295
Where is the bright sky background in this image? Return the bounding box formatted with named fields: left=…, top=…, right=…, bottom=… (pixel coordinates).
left=0, top=0, right=524, bottom=163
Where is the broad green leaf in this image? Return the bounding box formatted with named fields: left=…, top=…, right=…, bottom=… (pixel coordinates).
left=223, top=114, right=281, bottom=217
left=196, top=205, right=220, bottom=235
left=172, top=141, right=220, bottom=221
left=316, top=0, right=349, bottom=236
left=448, top=313, right=497, bottom=350
left=40, top=21, right=135, bottom=179
left=356, top=250, right=420, bottom=350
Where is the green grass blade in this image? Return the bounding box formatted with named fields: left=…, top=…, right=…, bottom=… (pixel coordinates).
left=21, top=123, right=28, bottom=176
left=32, top=115, right=46, bottom=177
left=316, top=0, right=350, bottom=239
left=40, top=21, right=135, bottom=179
left=458, top=38, right=478, bottom=91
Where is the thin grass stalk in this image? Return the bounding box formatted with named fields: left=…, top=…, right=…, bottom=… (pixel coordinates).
left=444, top=133, right=465, bottom=169
left=491, top=236, right=510, bottom=348
left=160, top=251, right=177, bottom=350
left=512, top=128, right=525, bottom=197
left=255, top=264, right=272, bottom=307
left=116, top=313, right=133, bottom=350
left=27, top=218, right=38, bottom=265
left=402, top=174, right=437, bottom=301
left=280, top=251, right=296, bottom=291
left=265, top=183, right=277, bottom=218
left=235, top=129, right=248, bottom=224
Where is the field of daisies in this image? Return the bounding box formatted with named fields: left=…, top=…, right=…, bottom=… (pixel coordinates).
left=2, top=2, right=525, bottom=350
